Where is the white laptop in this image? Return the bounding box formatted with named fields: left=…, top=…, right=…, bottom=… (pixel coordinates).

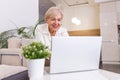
left=50, top=36, right=102, bottom=74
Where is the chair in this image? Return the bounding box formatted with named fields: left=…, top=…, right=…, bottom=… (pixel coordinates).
left=0, top=37, right=34, bottom=66
left=0, top=48, right=23, bottom=66
left=0, top=37, right=29, bottom=80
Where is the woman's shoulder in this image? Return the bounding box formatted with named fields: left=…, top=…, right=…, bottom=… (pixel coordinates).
left=37, top=23, right=47, bottom=28
left=36, top=23, right=48, bottom=31
left=59, top=27, right=68, bottom=32
left=58, top=27, right=69, bottom=36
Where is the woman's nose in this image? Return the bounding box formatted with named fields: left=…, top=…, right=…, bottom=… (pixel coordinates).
left=54, top=19, right=59, bottom=24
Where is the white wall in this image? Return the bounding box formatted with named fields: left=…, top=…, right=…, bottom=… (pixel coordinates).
left=0, top=0, right=39, bottom=33
left=62, top=4, right=100, bottom=31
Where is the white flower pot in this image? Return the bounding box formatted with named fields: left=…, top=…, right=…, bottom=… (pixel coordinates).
left=27, top=59, right=45, bottom=80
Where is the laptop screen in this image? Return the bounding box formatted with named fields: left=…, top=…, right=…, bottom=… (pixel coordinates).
left=50, top=36, right=102, bottom=74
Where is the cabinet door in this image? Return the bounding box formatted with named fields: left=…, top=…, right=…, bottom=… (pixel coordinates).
left=100, top=2, right=120, bottom=62
left=102, top=42, right=119, bottom=61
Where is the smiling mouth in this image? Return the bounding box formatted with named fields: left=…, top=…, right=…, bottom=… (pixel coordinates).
left=52, top=25, right=59, bottom=28
left=53, top=26, right=58, bottom=28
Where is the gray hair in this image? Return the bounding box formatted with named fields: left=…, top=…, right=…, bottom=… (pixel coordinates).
left=44, top=6, right=63, bottom=21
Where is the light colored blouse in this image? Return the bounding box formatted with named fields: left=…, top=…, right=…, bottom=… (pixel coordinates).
left=35, top=23, right=69, bottom=50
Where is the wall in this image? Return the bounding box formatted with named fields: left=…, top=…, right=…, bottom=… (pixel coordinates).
left=0, top=0, right=39, bottom=33
left=62, top=4, right=100, bottom=31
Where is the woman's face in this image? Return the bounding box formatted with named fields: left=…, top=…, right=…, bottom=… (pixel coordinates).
left=46, top=13, right=62, bottom=32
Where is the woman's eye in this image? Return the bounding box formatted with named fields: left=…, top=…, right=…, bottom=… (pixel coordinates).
left=50, top=18, right=61, bottom=21
left=58, top=19, right=61, bottom=21
left=51, top=19, right=56, bottom=21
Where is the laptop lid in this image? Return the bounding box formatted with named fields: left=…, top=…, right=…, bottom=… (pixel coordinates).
left=50, top=36, right=102, bottom=74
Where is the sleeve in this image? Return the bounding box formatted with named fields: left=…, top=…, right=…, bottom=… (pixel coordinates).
left=34, top=25, right=44, bottom=43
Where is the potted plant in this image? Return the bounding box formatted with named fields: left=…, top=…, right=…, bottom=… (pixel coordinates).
left=22, top=41, right=51, bottom=80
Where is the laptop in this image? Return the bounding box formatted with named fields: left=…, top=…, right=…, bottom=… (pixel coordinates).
left=50, top=36, right=102, bottom=74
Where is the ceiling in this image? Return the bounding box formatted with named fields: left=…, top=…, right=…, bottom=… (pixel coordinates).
left=51, top=0, right=97, bottom=7
left=63, top=0, right=88, bottom=6
left=51, top=0, right=120, bottom=7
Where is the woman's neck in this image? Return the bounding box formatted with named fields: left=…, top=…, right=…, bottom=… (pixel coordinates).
left=49, top=27, right=56, bottom=36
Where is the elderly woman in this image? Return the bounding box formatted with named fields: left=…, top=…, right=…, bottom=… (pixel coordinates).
left=35, top=6, right=69, bottom=50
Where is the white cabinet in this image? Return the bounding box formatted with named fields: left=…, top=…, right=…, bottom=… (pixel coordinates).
left=100, top=2, right=120, bottom=63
